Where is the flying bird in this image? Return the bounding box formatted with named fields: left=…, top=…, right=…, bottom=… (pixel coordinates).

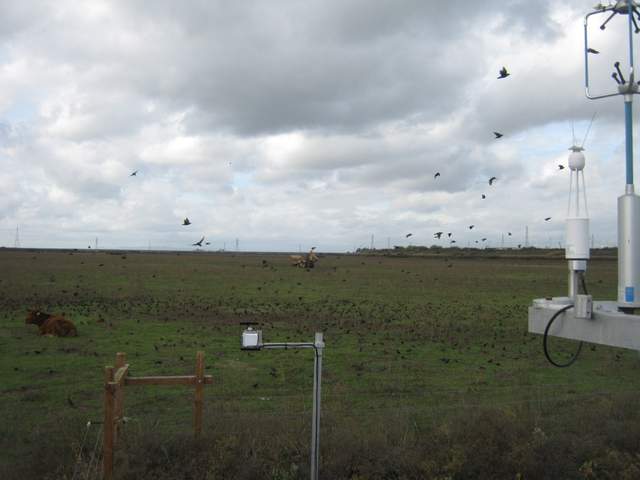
left=450, top=240, right=457, bottom=244
left=481, top=238, right=487, bottom=242
left=508, top=232, right=512, bottom=236
left=498, top=66, right=510, bottom=79
left=205, top=241, right=211, bottom=245
left=489, top=176, right=497, bottom=185
left=434, top=232, right=443, bottom=239
left=493, top=132, right=504, bottom=139
left=544, top=217, right=552, bottom=221
left=469, top=225, right=475, bottom=230
left=434, top=172, right=441, bottom=179
left=482, top=194, right=486, bottom=199
left=447, top=232, right=452, bottom=237
left=130, top=170, right=138, bottom=177
left=405, top=233, right=413, bottom=238
left=587, top=47, right=600, bottom=54
left=192, top=237, right=204, bottom=247
left=182, top=218, right=191, bottom=226
left=558, top=164, right=565, bottom=170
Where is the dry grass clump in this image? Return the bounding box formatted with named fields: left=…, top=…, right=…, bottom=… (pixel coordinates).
left=6, top=394, right=640, bottom=480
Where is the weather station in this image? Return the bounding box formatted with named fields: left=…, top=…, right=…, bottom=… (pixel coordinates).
left=528, top=1, right=640, bottom=364
left=240, top=323, right=325, bottom=480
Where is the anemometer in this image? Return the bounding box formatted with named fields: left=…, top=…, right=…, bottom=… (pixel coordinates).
left=529, top=1, right=640, bottom=362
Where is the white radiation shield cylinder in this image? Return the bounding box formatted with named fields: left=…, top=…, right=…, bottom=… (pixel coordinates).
left=618, top=193, right=640, bottom=308
left=565, top=218, right=590, bottom=260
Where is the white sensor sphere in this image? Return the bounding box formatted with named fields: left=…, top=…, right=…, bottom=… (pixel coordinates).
left=568, top=150, right=585, bottom=171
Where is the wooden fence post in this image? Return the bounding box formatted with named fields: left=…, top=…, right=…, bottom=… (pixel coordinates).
left=103, top=366, right=115, bottom=480
left=114, top=352, right=126, bottom=442
left=194, top=351, right=204, bottom=437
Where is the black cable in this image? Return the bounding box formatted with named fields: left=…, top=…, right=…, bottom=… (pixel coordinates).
left=580, top=271, right=589, bottom=295
left=543, top=304, right=583, bottom=368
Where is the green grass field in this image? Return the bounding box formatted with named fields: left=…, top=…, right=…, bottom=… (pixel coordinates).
left=1, top=249, right=639, bottom=479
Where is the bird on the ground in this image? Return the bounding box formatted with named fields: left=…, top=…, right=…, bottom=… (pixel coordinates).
left=493, top=132, right=503, bottom=139
left=434, top=232, right=443, bottom=239
left=558, top=164, right=565, bottom=170
left=489, top=176, right=497, bottom=185
left=182, top=218, right=191, bottom=226
left=130, top=170, right=138, bottom=176
left=545, top=217, right=552, bottom=221
left=193, top=236, right=204, bottom=247
left=469, top=225, right=475, bottom=230
left=482, top=194, right=486, bottom=199
left=434, top=172, right=441, bottom=179
left=587, top=47, right=600, bottom=54
left=67, top=396, right=76, bottom=408
left=406, top=233, right=413, bottom=238
left=498, top=66, right=510, bottom=79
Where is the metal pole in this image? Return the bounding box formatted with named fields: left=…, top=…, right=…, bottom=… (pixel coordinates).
left=625, top=98, right=634, bottom=186
left=256, top=333, right=324, bottom=479
left=311, top=332, right=323, bottom=480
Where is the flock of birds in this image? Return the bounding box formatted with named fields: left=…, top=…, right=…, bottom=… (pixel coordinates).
left=401, top=65, right=562, bottom=249
left=127, top=63, right=576, bottom=252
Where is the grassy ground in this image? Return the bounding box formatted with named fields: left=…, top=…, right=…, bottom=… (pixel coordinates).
left=1, top=249, right=638, bottom=479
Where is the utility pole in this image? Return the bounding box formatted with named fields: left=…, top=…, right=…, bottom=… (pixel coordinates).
left=95, top=237, right=99, bottom=250
left=525, top=225, right=529, bottom=248
left=387, top=237, right=390, bottom=249
left=370, top=234, right=374, bottom=250
left=235, top=238, right=239, bottom=252
left=14, top=225, right=20, bottom=248
left=501, top=233, right=504, bottom=249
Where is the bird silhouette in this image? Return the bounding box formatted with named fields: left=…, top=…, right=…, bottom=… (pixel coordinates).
left=450, top=240, right=457, bottom=244
left=493, top=132, right=504, bottom=139
left=482, top=194, right=486, bottom=199
left=434, top=232, right=443, bottom=239
left=469, top=225, right=475, bottom=230
left=182, top=218, right=191, bottom=226
left=205, top=241, right=211, bottom=245
left=518, top=244, right=522, bottom=248
left=508, top=232, right=512, bottom=236
left=498, top=66, right=510, bottom=79
left=192, top=236, right=204, bottom=247
left=489, top=176, right=497, bottom=185
left=558, top=164, right=565, bottom=170
left=481, top=238, right=487, bottom=242
left=130, top=170, right=138, bottom=176
left=544, top=217, right=552, bottom=221
left=406, top=233, right=413, bottom=238
left=587, top=47, right=600, bottom=54
left=447, top=232, right=452, bottom=237
left=434, top=172, right=441, bottom=179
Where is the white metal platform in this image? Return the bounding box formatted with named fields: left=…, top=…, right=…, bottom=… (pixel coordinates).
left=528, top=298, right=640, bottom=351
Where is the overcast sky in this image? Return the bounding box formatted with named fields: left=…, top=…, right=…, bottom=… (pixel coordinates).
left=0, top=1, right=636, bottom=252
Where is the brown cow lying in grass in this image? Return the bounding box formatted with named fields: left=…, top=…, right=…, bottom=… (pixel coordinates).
left=25, top=309, right=78, bottom=337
